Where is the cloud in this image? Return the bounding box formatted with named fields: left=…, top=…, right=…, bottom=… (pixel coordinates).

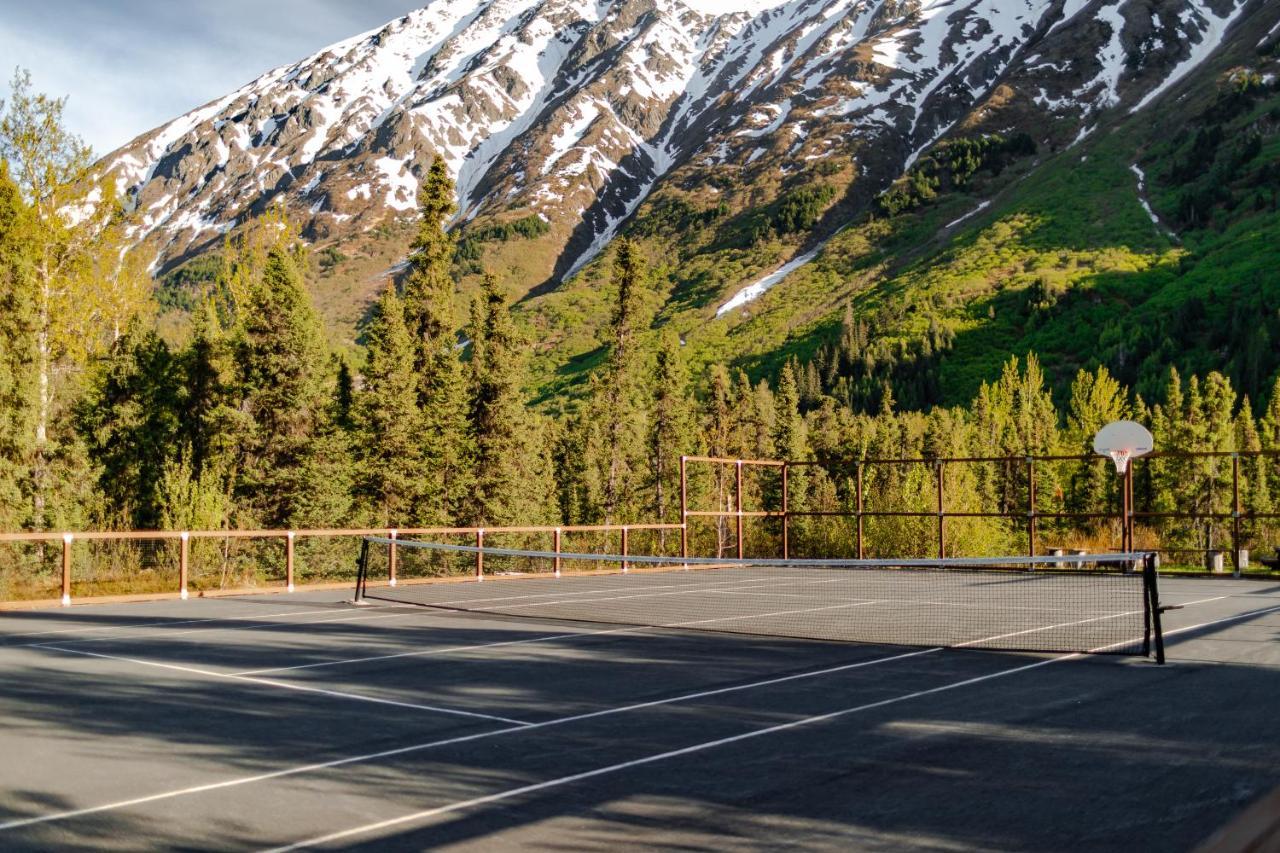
left=0, top=0, right=422, bottom=157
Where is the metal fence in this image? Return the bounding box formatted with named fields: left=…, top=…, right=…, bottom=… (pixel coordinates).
left=0, top=523, right=684, bottom=607
left=679, top=451, right=1280, bottom=574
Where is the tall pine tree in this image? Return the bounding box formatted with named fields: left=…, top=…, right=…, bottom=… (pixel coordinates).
left=354, top=286, right=423, bottom=526
left=402, top=157, right=468, bottom=523
left=464, top=274, right=526, bottom=526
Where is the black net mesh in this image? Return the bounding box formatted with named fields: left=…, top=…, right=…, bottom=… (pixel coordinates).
left=357, top=538, right=1155, bottom=656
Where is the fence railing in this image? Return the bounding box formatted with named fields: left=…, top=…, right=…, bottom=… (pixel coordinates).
left=0, top=523, right=685, bottom=607
left=679, top=451, right=1280, bottom=574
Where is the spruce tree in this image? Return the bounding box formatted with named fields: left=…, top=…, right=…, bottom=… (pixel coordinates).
left=402, top=157, right=468, bottom=522
left=464, top=274, right=526, bottom=526
left=594, top=238, right=647, bottom=523
left=647, top=333, right=693, bottom=533
left=75, top=329, right=183, bottom=528
left=235, top=247, right=331, bottom=527
left=0, top=158, right=34, bottom=529
left=353, top=286, right=423, bottom=526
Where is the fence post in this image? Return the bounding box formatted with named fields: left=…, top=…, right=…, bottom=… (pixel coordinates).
left=936, top=461, right=945, bottom=560
left=736, top=460, right=745, bottom=560
left=388, top=529, right=398, bottom=586
left=179, top=531, right=190, bottom=600
left=1027, top=456, right=1037, bottom=559
left=856, top=462, right=864, bottom=560
left=781, top=463, right=790, bottom=560
left=622, top=526, right=630, bottom=573
left=61, top=533, right=73, bottom=607
left=285, top=531, right=296, bottom=592
left=476, top=529, right=484, bottom=581
left=680, top=455, right=688, bottom=566
left=1232, top=453, right=1241, bottom=577
left=554, top=527, right=562, bottom=577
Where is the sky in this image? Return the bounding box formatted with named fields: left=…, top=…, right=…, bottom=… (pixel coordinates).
left=0, top=0, right=424, bottom=157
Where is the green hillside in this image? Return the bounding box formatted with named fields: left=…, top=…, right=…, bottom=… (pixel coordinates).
left=522, top=37, right=1280, bottom=415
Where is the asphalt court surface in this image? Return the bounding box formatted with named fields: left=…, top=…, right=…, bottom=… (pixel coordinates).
left=1, top=574, right=1279, bottom=850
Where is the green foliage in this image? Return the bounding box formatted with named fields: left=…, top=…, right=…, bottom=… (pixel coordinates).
left=464, top=274, right=531, bottom=526
left=157, top=254, right=222, bottom=312
left=353, top=286, right=424, bottom=526
left=877, top=133, right=1036, bottom=216
left=403, top=157, right=470, bottom=522
left=317, top=246, right=347, bottom=271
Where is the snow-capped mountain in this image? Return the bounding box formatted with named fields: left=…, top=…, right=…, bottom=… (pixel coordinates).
left=101, top=0, right=1259, bottom=284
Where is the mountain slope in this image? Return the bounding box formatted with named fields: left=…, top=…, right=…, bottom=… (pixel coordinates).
left=94, top=0, right=1279, bottom=406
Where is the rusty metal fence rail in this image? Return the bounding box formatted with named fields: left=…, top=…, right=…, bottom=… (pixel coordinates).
left=0, top=523, right=684, bottom=608
left=679, top=451, right=1280, bottom=574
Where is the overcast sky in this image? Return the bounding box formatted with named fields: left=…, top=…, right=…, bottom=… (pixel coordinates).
left=0, top=0, right=424, bottom=157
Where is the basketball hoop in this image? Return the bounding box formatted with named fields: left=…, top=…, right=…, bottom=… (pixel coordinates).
left=1107, top=449, right=1132, bottom=474
left=1093, top=421, right=1154, bottom=476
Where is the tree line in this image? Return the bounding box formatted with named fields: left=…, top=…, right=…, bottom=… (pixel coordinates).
left=3, top=75, right=1279, bottom=567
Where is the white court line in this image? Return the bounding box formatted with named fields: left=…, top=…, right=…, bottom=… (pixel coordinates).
left=266, top=599, right=1280, bottom=851
left=4, top=606, right=361, bottom=642
left=238, top=576, right=861, bottom=675
left=21, top=610, right=428, bottom=649
left=8, top=594, right=1257, bottom=836
left=236, top=595, right=885, bottom=677
left=3, top=592, right=1251, bottom=835
left=400, top=571, right=851, bottom=609
left=36, top=645, right=529, bottom=726
left=263, top=646, right=1123, bottom=850
left=0, top=646, right=938, bottom=832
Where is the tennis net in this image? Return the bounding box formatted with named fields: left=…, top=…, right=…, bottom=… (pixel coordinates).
left=354, top=537, right=1164, bottom=659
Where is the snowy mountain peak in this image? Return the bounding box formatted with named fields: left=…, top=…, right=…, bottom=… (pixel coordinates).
left=100, top=0, right=1258, bottom=285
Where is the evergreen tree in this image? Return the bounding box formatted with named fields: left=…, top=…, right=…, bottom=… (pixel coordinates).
left=646, top=333, right=693, bottom=530
left=353, top=286, right=424, bottom=526
left=594, top=238, right=647, bottom=523
left=401, top=157, right=468, bottom=522
left=75, top=329, right=183, bottom=528
left=235, top=247, right=335, bottom=527
left=464, top=274, right=526, bottom=526
left=0, top=158, right=34, bottom=529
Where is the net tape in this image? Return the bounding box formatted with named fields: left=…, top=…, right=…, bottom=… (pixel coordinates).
left=363, top=536, right=1146, bottom=570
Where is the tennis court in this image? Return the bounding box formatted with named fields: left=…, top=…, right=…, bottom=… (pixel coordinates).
left=2, top=553, right=1279, bottom=850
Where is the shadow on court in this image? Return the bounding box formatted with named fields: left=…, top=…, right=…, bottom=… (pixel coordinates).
left=0, top=588, right=1277, bottom=851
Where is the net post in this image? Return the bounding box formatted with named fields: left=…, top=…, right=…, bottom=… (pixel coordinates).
left=476, top=529, right=484, bottom=581
left=1026, top=456, right=1036, bottom=559
left=781, top=462, right=789, bottom=560
left=179, top=531, right=190, bottom=600
left=936, top=461, right=945, bottom=560
left=387, top=529, right=398, bottom=586
left=679, top=455, right=688, bottom=568
left=285, top=531, right=296, bottom=592
left=621, top=526, right=629, bottom=573
left=553, top=528, right=562, bottom=577
left=60, top=533, right=73, bottom=607
left=353, top=537, right=369, bottom=604
left=1144, top=552, right=1165, bottom=664
left=735, top=460, right=744, bottom=560
left=855, top=462, right=864, bottom=560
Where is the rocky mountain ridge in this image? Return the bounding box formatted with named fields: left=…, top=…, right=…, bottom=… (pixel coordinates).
left=101, top=0, right=1262, bottom=306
